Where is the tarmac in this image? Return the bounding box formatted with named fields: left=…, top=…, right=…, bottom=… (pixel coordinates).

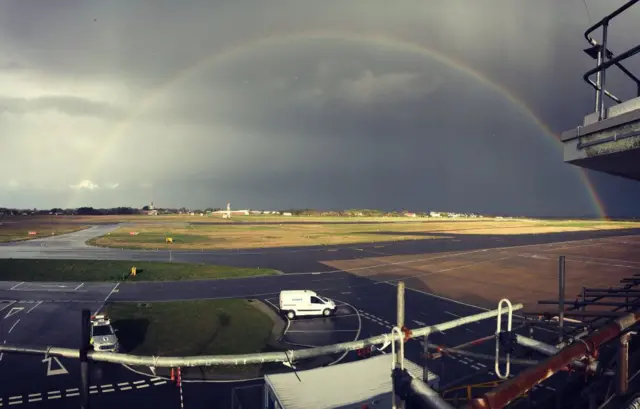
left=1, top=225, right=639, bottom=408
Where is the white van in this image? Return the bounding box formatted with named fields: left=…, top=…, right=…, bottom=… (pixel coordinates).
left=279, top=290, right=336, bottom=320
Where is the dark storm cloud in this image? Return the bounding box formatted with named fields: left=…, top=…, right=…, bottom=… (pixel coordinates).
left=1, top=0, right=640, bottom=216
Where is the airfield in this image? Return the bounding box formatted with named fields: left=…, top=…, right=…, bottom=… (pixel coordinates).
left=1, top=217, right=640, bottom=408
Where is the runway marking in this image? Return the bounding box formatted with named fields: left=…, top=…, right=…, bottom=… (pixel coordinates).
left=26, top=301, right=42, bottom=314
left=74, top=283, right=84, bottom=291
left=9, top=283, right=23, bottom=291
left=42, top=356, right=68, bottom=376
left=444, top=311, right=462, bottom=318
left=8, top=319, right=20, bottom=334
left=94, top=282, right=121, bottom=314
left=0, top=301, right=16, bottom=313
left=4, top=307, right=23, bottom=319
left=413, top=320, right=426, bottom=326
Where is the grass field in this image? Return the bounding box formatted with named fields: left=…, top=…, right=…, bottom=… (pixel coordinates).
left=107, top=299, right=274, bottom=376
left=0, top=217, right=88, bottom=242
left=0, top=259, right=278, bottom=282
left=87, top=218, right=640, bottom=250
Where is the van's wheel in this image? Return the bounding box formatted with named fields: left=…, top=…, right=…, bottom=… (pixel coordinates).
left=323, top=308, right=331, bottom=317
left=286, top=311, right=296, bottom=320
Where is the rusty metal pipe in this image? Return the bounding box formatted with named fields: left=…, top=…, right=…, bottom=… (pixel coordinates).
left=466, top=312, right=640, bottom=409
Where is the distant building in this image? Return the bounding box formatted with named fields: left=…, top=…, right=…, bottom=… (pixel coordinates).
left=430, top=212, right=442, bottom=218
left=404, top=212, right=417, bottom=217
left=282, top=212, right=293, bottom=216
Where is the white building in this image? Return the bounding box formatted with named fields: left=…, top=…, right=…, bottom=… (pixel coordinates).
left=429, top=212, right=442, bottom=218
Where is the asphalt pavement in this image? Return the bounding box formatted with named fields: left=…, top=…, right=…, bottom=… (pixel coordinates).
left=1, top=225, right=638, bottom=408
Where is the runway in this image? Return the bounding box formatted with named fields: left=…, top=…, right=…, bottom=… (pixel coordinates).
left=1, top=225, right=639, bottom=408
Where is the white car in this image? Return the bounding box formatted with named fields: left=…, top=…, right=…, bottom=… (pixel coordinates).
left=90, top=314, right=119, bottom=352
left=279, top=290, right=336, bottom=319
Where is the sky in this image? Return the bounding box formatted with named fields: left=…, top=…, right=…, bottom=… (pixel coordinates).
left=1, top=0, right=640, bottom=217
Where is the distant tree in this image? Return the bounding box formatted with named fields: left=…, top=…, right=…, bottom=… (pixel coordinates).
left=76, top=207, right=102, bottom=215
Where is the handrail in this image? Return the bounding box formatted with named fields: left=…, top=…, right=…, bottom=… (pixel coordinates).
left=584, top=0, right=639, bottom=45
left=582, top=0, right=640, bottom=121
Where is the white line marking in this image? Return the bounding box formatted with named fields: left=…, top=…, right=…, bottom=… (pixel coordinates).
left=0, top=301, right=16, bottom=313
left=327, top=301, right=361, bottom=367
left=4, top=307, right=23, bottom=319
left=75, top=283, right=85, bottom=291
left=117, top=382, right=129, bottom=387
left=444, top=311, right=462, bottom=318
left=8, top=401, right=21, bottom=406
left=102, top=389, right=115, bottom=393
left=133, top=380, right=146, bottom=385
left=263, top=298, right=278, bottom=310
left=49, top=395, right=62, bottom=400
left=385, top=282, right=490, bottom=312
left=413, top=320, right=426, bottom=326
left=28, top=393, right=40, bottom=398
left=48, top=391, right=61, bottom=395
left=29, top=398, right=42, bottom=402
left=101, top=384, right=113, bottom=388
left=27, top=301, right=42, bottom=314
left=94, top=282, right=120, bottom=314
left=66, top=388, right=78, bottom=393
left=10, top=282, right=24, bottom=290
left=8, top=397, right=21, bottom=401
left=89, top=390, right=98, bottom=395
left=8, top=319, right=20, bottom=333
left=136, top=384, right=149, bottom=389
left=152, top=380, right=167, bottom=385
left=121, top=386, right=132, bottom=390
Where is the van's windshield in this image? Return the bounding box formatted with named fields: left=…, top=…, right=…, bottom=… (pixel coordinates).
left=321, top=297, right=330, bottom=303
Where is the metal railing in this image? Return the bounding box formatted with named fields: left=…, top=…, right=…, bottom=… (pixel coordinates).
left=583, top=0, right=640, bottom=121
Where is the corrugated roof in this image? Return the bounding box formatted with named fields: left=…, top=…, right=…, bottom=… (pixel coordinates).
left=265, top=355, right=438, bottom=409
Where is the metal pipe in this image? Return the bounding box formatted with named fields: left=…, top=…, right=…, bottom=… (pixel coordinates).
left=423, top=335, right=429, bottom=383
left=427, top=344, right=540, bottom=366
left=618, top=333, right=631, bottom=395
left=394, top=282, right=405, bottom=409
left=467, top=311, right=640, bottom=409
left=598, top=22, right=609, bottom=120
left=409, top=377, right=456, bottom=409
left=595, top=48, right=602, bottom=112
left=584, top=0, right=640, bottom=44
left=559, top=256, right=566, bottom=343
left=539, top=300, right=633, bottom=308
left=0, top=303, right=523, bottom=367
left=80, top=309, right=90, bottom=409
left=514, top=335, right=598, bottom=373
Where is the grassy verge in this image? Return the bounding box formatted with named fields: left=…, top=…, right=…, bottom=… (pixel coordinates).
left=86, top=219, right=640, bottom=250
left=0, top=223, right=89, bottom=243
left=0, top=259, right=278, bottom=282
left=107, top=299, right=275, bottom=376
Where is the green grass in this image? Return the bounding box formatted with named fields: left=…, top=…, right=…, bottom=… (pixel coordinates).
left=107, top=299, right=275, bottom=376
left=0, top=259, right=278, bottom=282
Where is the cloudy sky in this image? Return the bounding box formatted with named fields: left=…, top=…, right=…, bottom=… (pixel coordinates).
left=2, top=0, right=640, bottom=217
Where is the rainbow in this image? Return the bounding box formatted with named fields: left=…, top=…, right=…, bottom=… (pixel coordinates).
left=90, top=31, right=607, bottom=217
